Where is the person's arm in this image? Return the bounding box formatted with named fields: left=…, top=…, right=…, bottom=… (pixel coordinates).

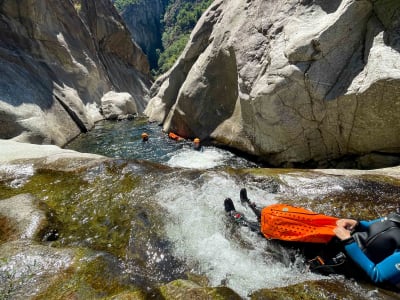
left=336, top=218, right=382, bottom=232
left=345, top=242, right=400, bottom=284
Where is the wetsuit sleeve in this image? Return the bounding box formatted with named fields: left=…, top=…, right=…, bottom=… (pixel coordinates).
left=356, top=218, right=381, bottom=231
left=345, top=242, right=400, bottom=284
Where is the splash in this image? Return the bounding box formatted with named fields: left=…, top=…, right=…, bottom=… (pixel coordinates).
left=167, top=147, right=233, bottom=169
left=154, top=172, right=323, bottom=298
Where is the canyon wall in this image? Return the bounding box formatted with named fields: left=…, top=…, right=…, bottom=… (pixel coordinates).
left=146, top=0, right=400, bottom=168
left=0, top=0, right=151, bottom=146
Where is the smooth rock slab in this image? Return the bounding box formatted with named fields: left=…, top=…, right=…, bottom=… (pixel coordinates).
left=0, top=194, right=46, bottom=241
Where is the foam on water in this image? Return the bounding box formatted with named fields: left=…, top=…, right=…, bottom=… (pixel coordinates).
left=167, top=147, right=234, bottom=169
left=155, top=173, right=323, bottom=298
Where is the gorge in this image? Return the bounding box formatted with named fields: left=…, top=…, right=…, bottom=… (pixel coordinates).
left=1, top=0, right=400, bottom=299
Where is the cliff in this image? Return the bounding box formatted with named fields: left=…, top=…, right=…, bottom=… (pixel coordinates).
left=145, top=0, right=400, bottom=168
left=120, top=0, right=168, bottom=70
left=0, top=0, right=151, bottom=146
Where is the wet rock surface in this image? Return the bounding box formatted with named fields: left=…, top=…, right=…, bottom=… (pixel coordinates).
left=0, top=194, right=46, bottom=242
left=1, top=143, right=400, bottom=299
left=146, top=0, right=400, bottom=169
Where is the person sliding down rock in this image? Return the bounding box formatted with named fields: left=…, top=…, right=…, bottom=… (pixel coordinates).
left=224, top=188, right=400, bottom=290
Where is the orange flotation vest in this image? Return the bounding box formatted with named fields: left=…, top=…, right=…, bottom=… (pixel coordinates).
left=168, top=132, right=184, bottom=141
left=260, top=204, right=338, bottom=243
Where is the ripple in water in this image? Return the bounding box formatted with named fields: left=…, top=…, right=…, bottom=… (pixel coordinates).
left=65, top=120, right=257, bottom=169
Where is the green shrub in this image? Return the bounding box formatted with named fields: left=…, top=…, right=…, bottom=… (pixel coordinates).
left=156, top=0, right=213, bottom=75
left=113, top=0, right=141, bottom=11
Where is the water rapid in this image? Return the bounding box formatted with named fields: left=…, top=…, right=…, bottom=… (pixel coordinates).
left=153, top=172, right=323, bottom=297
left=59, top=120, right=400, bottom=298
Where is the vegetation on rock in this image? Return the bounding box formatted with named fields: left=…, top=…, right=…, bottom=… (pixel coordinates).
left=113, top=0, right=141, bottom=11
left=113, top=0, right=213, bottom=75
left=157, top=0, right=213, bottom=74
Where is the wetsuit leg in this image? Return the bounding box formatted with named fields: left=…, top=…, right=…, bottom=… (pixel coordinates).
left=240, top=188, right=261, bottom=221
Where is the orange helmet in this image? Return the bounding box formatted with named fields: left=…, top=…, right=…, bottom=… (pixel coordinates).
left=194, top=138, right=200, bottom=143
left=141, top=132, right=149, bottom=138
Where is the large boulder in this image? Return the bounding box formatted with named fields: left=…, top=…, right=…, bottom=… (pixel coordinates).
left=146, top=0, right=400, bottom=168
left=0, top=0, right=151, bottom=146
left=101, top=91, right=138, bottom=120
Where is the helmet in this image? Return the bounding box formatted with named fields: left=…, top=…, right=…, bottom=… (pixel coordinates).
left=141, top=132, right=149, bottom=138
left=194, top=138, right=200, bottom=143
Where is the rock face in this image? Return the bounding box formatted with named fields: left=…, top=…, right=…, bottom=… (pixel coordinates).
left=146, top=0, right=400, bottom=168
left=101, top=91, right=138, bottom=120
left=120, top=0, right=169, bottom=70
left=0, top=0, right=151, bottom=146
left=0, top=194, right=47, bottom=241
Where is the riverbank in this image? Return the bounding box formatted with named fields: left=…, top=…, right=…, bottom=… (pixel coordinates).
left=0, top=139, right=105, bottom=163
left=3, top=139, right=400, bottom=178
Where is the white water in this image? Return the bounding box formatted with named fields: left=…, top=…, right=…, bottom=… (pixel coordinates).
left=279, top=173, right=345, bottom=198
left=167, top=146, right=249, bottom=169
left=155, top=172, right=324, bottom=298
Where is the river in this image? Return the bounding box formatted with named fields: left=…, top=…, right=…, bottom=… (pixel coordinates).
left=66, top=118, right=257, bottom=169
left=61, top=119, right=400, bottom=298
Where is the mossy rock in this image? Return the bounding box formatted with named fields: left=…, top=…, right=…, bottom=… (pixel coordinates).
left=107, top=290, right=148, bottom=300
left=34, top=248, right=143, bottom=299
left=158, top=279, right=242, bottom=300
left=250, top=279, right=390, bottom=300
left=0, top=215, right=16, bottom=244
left=0, top=194, right=47, bottom=243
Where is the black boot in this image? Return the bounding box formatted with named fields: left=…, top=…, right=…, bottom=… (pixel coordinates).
left=240, top=188, right=249, bottom=204
left=240, top=188, right=261, bottom=221
left=224, top=198, right=236, bottom=213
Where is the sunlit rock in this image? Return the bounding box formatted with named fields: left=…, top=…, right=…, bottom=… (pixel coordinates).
left=0, top=240, right=76, bottom=299
left=0, top=194, right=46, bottom=242
left=158, top=279, right=242, bottom=300
left=0, top=0, right=151, bottom=147
left=101, top=91, right=138, bottom=120
left=0, top=139, right=107, bottom=169
left=250, top=279, right=392, bottom=300
left=147, top=0, right=400, bottom=168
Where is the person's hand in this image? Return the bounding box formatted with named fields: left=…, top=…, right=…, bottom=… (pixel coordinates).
left=336, top=219, right=358, bottom=231
left=333, top=226, right=352, bottom=241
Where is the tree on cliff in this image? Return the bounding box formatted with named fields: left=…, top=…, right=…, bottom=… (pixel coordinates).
left=113, top=0, right=212, bottom=76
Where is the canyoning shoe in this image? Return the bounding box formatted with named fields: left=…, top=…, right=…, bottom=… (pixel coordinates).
left=224, top=198, right=236, bottom=213
left=240, top=188, right=250, bottom=205
left=240, top=188, right=256, bottom=208
left=307, top=252, right=347, bottom=274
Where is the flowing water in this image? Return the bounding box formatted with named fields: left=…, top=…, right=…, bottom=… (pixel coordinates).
left=3, top=119, right=399, bottom=299
left=65, top=120, right=329, bottom=297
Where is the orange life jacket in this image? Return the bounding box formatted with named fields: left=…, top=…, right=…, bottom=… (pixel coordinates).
left=168, top=132, right=184, bottom=141
left=260, top=204, right=338, bottom=243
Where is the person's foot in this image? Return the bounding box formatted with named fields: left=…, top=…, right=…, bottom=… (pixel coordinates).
left=240, top=188, right=250, bottom=204
left=224, top=198, right=236, bottom=212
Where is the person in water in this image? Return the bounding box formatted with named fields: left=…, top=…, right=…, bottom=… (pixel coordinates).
left=224, top=188, right=400, bottom=289
left=193, top=138, right=203, bottom=151
left=141, top=132, right=149, bottom=142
